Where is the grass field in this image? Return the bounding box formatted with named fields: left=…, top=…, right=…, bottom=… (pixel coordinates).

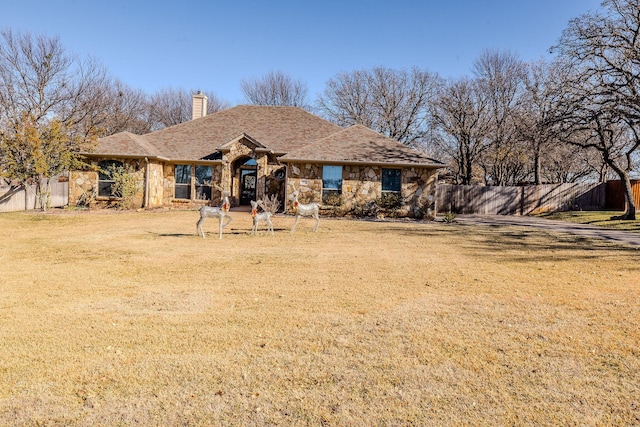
left=0, top=209, right=638, bottom=425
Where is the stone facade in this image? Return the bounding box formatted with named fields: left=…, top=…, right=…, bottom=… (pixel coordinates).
left=71, top=137, right=288, bottom=210
left=287, top=162, right=438, bottom=219
left=160, top=162, right=224, bottom=207
left=146, top=162, right=164, bottom=208
left=69, top=159, right=145, bottom=209
left=71, top=139, right=437, bottom=218
left=69, top=170, right=98, bottom=207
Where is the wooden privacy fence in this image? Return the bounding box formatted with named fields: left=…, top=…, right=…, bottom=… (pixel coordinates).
left=436, top=182, right=606, bottom=215
left=0, top=177, right=69, bottom=213
left=605, top=180, right=640, bottom=210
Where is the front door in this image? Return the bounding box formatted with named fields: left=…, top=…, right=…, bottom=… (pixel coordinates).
left=240, top=169, right=257, bottom=205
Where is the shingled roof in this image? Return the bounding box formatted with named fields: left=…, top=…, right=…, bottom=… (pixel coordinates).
left=280, top=125, right=443, bottom=167
left=89, top=105, right=442, bottom=167
left=94, top=131, right=165, bottom=159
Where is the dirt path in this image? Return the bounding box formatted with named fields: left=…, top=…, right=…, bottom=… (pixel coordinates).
left=454, top=214, right=640, bottom=248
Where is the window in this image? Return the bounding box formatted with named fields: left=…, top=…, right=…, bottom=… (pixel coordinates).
left=97, top=160, right=123, bottom=197
left=175, top=164, right=191, bottom=199
left=382, top=168, right=402, bottom=192
left=322, top=165, right=342, bottom=205
left=195, top=165, right=212, bottom=200
left=380, top=168, right=403, bottom=209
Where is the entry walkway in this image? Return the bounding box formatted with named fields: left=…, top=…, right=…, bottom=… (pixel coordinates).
left=454, top=214, right=640, bottom=248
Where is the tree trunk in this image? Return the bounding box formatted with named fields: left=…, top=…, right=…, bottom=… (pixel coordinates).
left=533, top=141, right=542, bottom=185
left=464, top=153, right=473, bottom=185
left=612, top=170, right=636, bottom=220
left=38, top=175, right=50, bottom=212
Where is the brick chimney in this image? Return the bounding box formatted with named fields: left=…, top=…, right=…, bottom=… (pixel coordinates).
left=192, top=91, right=208, bottom=120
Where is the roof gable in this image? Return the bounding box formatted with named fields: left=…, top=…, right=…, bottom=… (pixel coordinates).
left=218, top=133, right=266, bottom=151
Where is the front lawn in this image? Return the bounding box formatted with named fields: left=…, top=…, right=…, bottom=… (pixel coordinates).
left=1, top=210, right=638, bottom=425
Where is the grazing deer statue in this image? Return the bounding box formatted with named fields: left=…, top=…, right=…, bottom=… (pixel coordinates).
left=290, top=188, right=319, bottom=233
left=197, top=189, right=232, bottom=239
left=250, top=200, right=274, bottom=236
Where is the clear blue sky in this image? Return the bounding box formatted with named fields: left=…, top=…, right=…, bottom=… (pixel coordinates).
left=2, top=0, right=602, bottom=105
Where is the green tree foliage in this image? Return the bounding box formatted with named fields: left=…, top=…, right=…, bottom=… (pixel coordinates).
left=0, top=113, right=94, bottom=210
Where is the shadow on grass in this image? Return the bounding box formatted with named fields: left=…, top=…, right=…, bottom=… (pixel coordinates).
left=385, top=222, right=639, bottom=264
left=156, top=227, right=289, bottom=238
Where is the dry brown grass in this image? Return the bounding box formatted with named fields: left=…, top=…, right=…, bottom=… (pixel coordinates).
left=0, top=209, right=638, bottom=426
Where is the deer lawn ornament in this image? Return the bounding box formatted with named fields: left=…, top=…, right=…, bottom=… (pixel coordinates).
left=290, top=188, right=319, bottom=233
left=250, top=200, right=274, bottom=236
left=197, top=190, right=232, bottom=239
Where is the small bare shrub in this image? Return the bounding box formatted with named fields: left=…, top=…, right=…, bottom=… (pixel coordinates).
left=106, top=163, right=141, bottom=209
left=442, top=211, right=456, bottom=223
left=260, top=194, right=281, bottom=213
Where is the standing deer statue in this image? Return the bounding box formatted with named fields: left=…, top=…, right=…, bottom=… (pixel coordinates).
left=250, top=200, right=274, bottom=236
left=290, top=188, right=319, bottom=233
left=197, top=190, right=232, bottom=239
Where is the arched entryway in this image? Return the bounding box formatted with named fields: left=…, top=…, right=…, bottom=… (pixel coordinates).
left=232, top=157, right=257, bottom=206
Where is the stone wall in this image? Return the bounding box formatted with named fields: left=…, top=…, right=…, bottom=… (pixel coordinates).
left=286, top=163, right=322, bottom=208
left=163, top=163, right=224, bottom=207
left=147, top=162, right=164, bottom=208
left=69, top=159, right=145, bottom=209
left=70, top=154, right=437, bottom=218
left=69, top=170, right=98, bottom=207
left=287, top=162, right=438, bottom=218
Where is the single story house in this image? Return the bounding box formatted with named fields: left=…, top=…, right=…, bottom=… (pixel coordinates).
left=70, top=93, right=444, bottom=218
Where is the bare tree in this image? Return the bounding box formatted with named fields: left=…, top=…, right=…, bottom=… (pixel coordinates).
left=100, top=80, right=153, bottom=136
left=556, top=90, right=639, bottom=218
left=0, top=29, right=105, bottom=209
left=543, top=142, right=602, bottom=183
left=317, top=69, right=375, bottom=128
left=555, top=0, right=640, bottom=219
left=241, top=71, right=309, bottom=108
left=473, top=50, right=528, bottom=185
left=429, top=77, right=490, bottom=184
left=317, top=67, right=441, bottom=147
left=515, top=60, right=561, bottom=184
left=149, top=87, right=229, bottom=129
left=511, top=59, right=600, bottom=184
left=0, top=29, right=107, bottom=131
left=53, top=75, right=151, bottom=138
left=0, top=29, right=69, bottom=123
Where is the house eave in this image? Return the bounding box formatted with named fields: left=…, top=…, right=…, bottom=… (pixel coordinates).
left=81, top=152, right=170, bottom=162
left=81, top=152, right=223, bottom=165
left=169, top=159, right=223, bottom=165
left=280, top=158, right=445, bottom=169
left=256, top=147, right=282, bottom=155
